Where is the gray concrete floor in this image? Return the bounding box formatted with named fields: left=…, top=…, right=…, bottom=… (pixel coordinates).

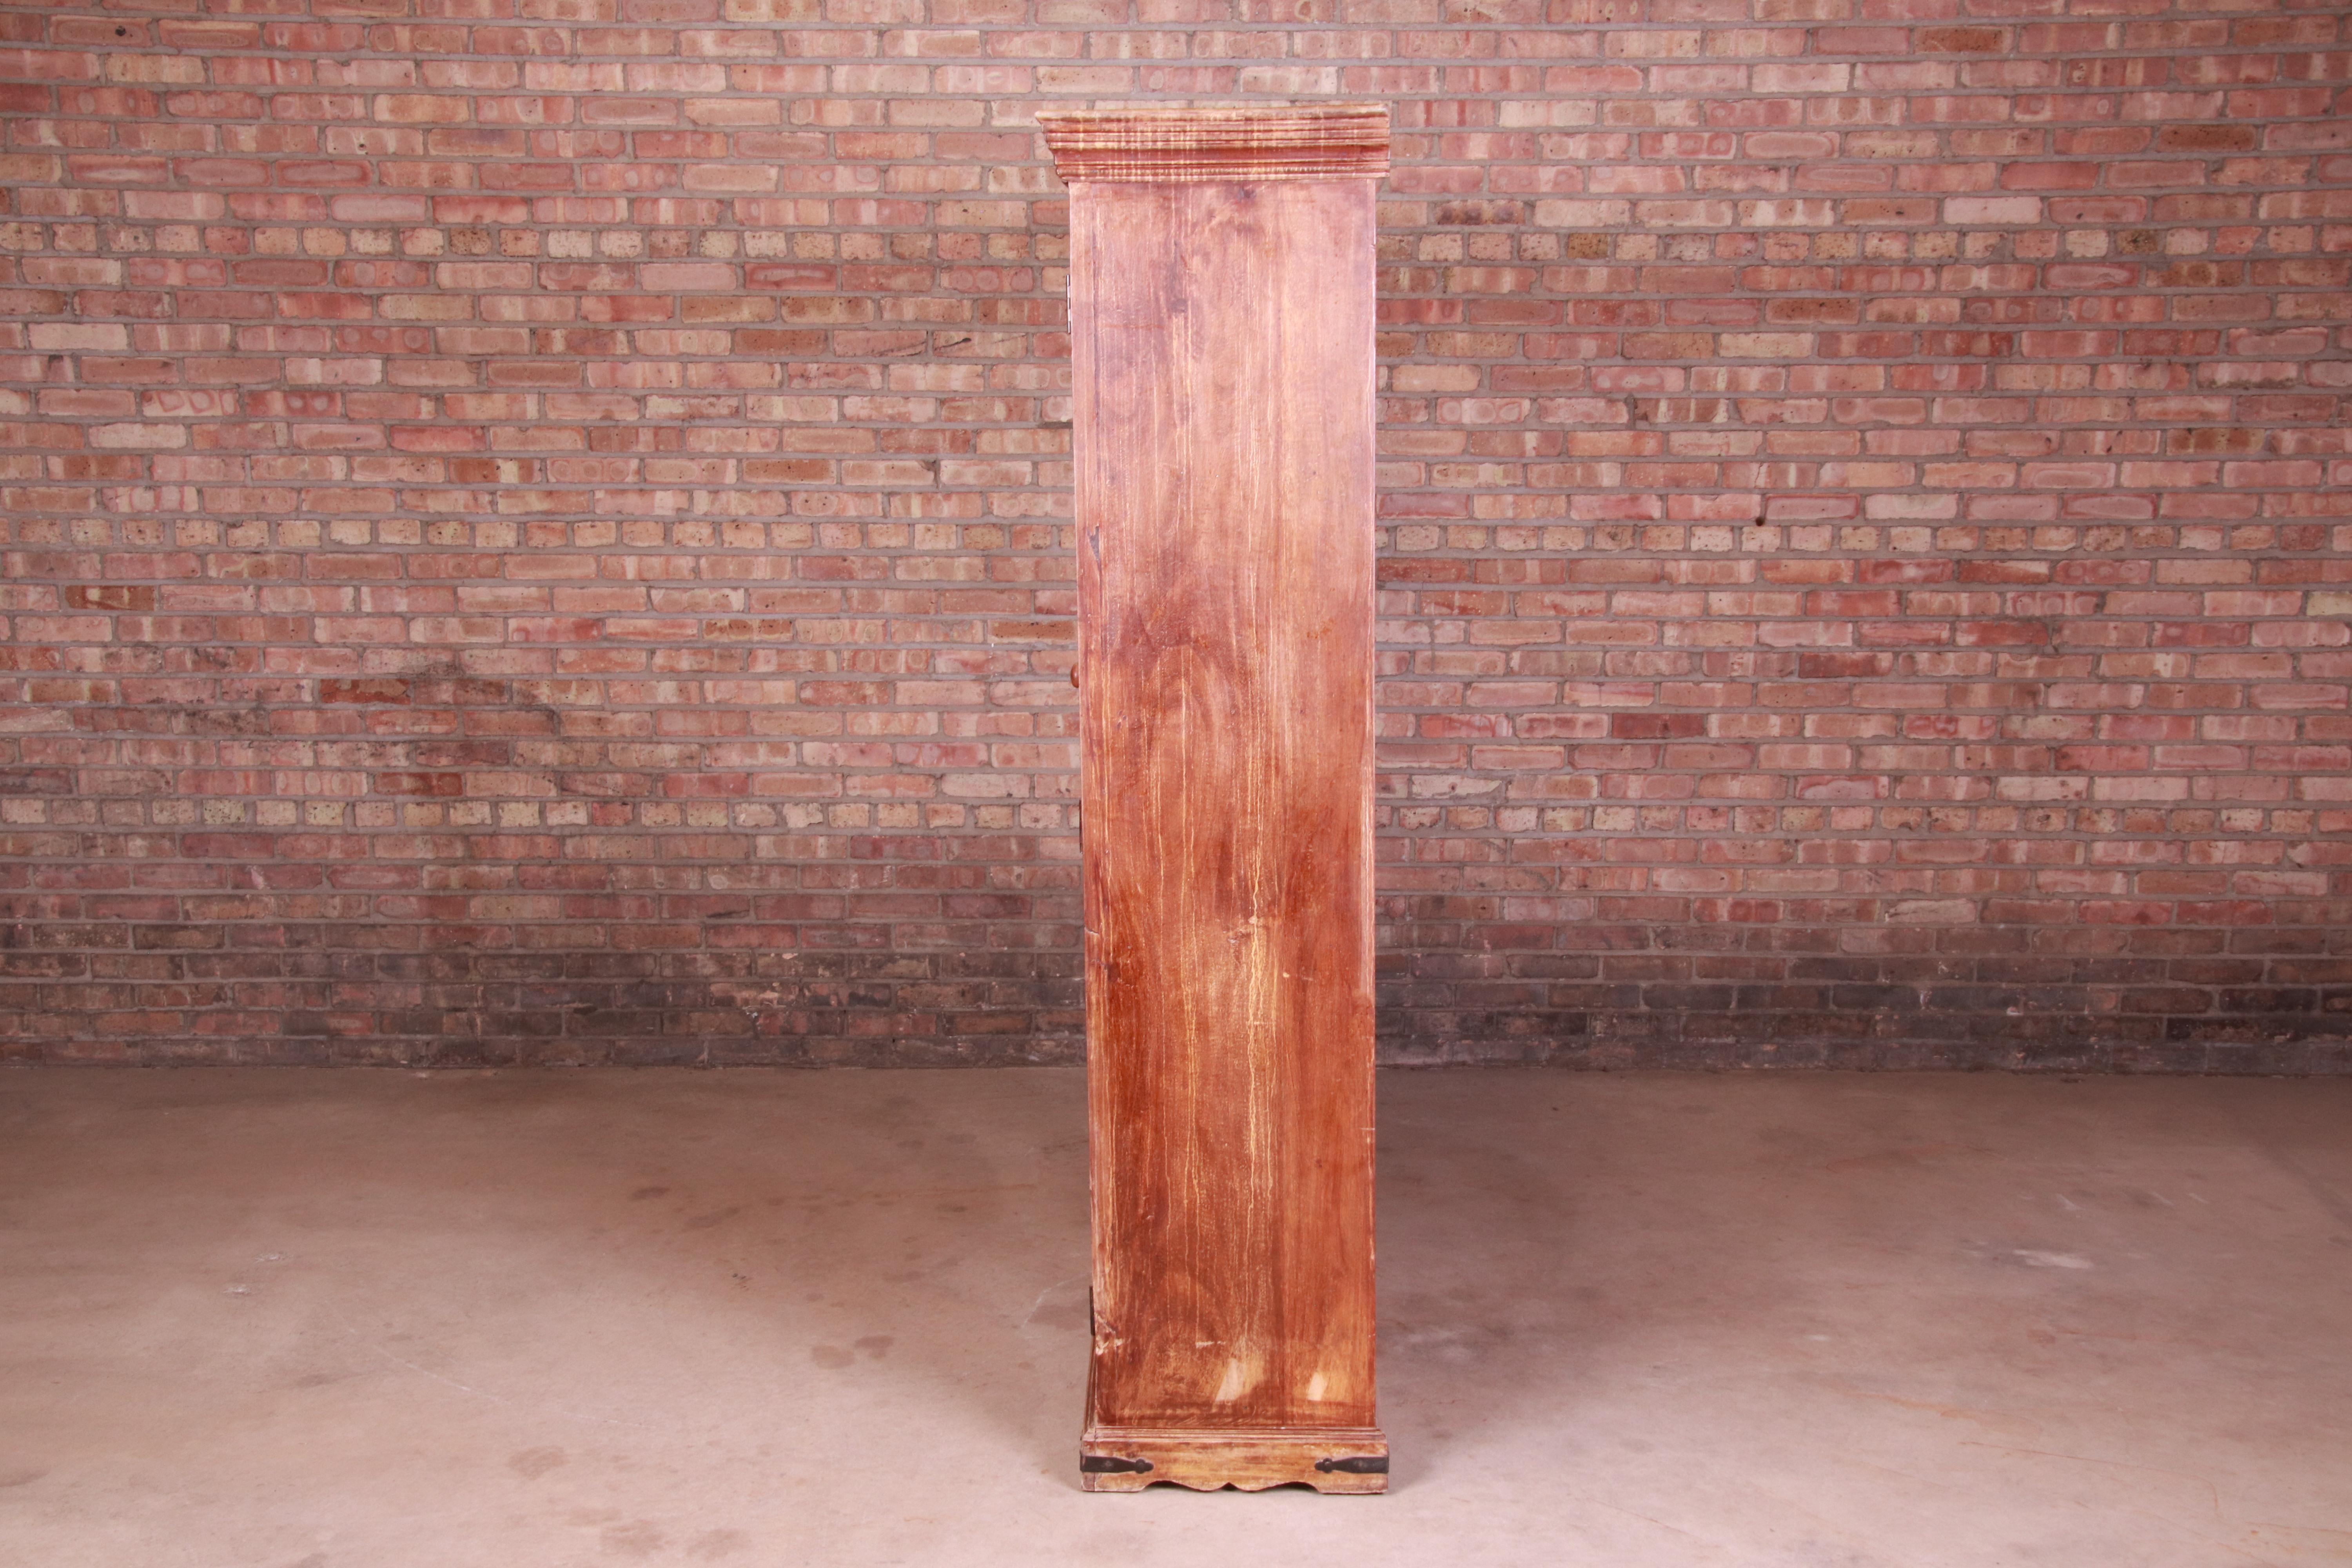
left=1, top=1070, right=2347, bottom=1568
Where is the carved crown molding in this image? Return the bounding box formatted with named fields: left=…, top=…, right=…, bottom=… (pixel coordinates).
left=1036, top=104, right=1391, bottom=185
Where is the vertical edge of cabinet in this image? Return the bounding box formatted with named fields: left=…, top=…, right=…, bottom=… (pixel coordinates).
left=1052, top=105, right=1389, bottom=1496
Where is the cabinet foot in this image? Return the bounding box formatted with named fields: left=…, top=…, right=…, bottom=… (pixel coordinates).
left=1079, top=1426, right=1388, bottom=1494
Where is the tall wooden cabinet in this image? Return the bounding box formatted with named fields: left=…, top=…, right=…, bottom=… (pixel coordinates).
left=1039, top=105, right=1390, bottom=1494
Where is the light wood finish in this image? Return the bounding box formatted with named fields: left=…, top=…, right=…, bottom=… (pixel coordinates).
left=1046, top=105, right=1390, bottom=1495
left=1079, top=1427, right=1389, bottom=1495
left=1034, top=104, right=1389, bottom=183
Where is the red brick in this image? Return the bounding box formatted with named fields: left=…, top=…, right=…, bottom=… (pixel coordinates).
left=0, top=8, right=2343, bottom=1071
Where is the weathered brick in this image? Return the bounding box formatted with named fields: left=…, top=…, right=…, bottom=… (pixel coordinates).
left=0, top=3, right=2345, bottom=1071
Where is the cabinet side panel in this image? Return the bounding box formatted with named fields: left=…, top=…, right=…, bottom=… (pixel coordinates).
left=1076, top=179, right=1378, bottom=1434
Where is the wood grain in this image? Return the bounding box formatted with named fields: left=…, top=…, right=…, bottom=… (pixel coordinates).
left=1079, top=1427, right=1389, bottom=1495
left=1034, top=105, right=1389, bottom=183
left=1051, top=106, right=1388, bottom=1492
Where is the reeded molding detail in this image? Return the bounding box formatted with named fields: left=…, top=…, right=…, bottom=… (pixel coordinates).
left=1037, top=104, right=1390, bottom=184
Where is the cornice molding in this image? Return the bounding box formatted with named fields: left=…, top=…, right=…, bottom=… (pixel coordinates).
left=1037, top=104, right=1391, bottom=185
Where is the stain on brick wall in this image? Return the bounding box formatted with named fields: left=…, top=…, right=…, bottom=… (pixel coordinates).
left=2, top=1, right=2348, bottom=1069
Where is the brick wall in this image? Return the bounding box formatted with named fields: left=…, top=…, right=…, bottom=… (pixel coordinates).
left=3, top=0, right=2349, bottom=1069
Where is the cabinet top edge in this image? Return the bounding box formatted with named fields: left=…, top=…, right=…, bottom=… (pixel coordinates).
left=1037, top=103, right=1391, bottom=185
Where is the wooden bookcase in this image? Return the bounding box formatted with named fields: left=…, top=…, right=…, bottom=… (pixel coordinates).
left=1040, top=105, right=1391, bottom=1494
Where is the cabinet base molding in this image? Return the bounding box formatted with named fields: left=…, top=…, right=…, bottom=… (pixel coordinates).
left=1078, top=1426, right=1389, bottom=1494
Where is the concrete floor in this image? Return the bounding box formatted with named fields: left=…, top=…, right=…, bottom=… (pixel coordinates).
left=1, top=1071, right=2347, bottom=1568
